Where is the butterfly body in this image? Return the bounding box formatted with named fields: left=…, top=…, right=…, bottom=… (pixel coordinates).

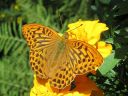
left=22, top=24, right=103, bottom=89
left=46, top=40, right=67, bottom=78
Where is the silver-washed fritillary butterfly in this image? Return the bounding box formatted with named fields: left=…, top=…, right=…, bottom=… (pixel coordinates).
left=22, top=24, right=103, bottom=89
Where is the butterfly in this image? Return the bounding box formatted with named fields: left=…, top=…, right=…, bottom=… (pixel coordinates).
left=22, top=24, right=103, bottom=89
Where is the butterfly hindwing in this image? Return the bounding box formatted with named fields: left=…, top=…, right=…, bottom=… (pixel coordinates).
left=30, top=50, right=48, bottom=79
left=49, top=52, right=75, bottom=89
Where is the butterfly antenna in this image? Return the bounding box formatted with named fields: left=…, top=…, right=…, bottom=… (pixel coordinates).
left=67, top=24, right=83, bottom=32
left=57, top=10, right=63, bottom=28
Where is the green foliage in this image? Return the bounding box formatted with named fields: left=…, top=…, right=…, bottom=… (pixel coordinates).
left=0, top=0, right=128, bottom=95
left=99, top=51, right=120, bottom=75
left=0, top=19, right=32, bottom=95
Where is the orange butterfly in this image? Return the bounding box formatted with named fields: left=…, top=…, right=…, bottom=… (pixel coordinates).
left=22, top=24, right=103, bottom=89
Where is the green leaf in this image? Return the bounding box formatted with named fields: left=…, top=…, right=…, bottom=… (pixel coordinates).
left=98, top=51, right=121, bottom=75
left=0, top=21, right=26, bottom=56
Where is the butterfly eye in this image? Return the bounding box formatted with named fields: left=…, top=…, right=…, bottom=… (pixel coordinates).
left=63, top=32, right=69, bottom=39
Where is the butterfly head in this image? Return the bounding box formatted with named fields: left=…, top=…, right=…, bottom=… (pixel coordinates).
left=63, top=32, right=69, bottom=40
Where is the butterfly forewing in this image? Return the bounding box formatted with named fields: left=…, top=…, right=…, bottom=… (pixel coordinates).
left=67, top=40, right=103, bottom=74
left=22, top=24, right=61, bottom=50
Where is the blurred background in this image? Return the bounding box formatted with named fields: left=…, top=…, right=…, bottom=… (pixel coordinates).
left=0, top=0, right=128, bottom=96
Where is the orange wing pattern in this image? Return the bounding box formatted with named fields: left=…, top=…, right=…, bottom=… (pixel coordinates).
left=22, top=24, right=103, bottom=89
left=48, top=40, right=103, bottom=89
left=67, top=40, right=103, bottom=74
left=22, top=24, right=61, bottom=79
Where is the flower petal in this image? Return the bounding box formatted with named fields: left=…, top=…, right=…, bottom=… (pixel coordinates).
left=97, top=41, right=112, bottom=58
left=30, top=75, right=104, bottom=96
left=72, top=75, right=104, bottom=96
left=67, top=20, right=108, bottom=45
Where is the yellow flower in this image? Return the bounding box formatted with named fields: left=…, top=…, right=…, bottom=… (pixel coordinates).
left=30, top=75, right=104, bottom=96
left=67, top=20, right=112, bottom=58
left=96, top=41, right=112, bottom=58
left=30, top=20, right=112, bottom=96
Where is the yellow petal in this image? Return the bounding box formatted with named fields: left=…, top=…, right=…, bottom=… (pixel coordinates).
left=67, top=20, right=108, bottom=45
left=30, top=75, right=57, bottom=96
left=30, top=75, right=104, bottom=96
left=97, top=41, right=112, bottom=58
left=67, top=20, right=87, bottom=41
left=84, top=20, right=108, bottom=45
